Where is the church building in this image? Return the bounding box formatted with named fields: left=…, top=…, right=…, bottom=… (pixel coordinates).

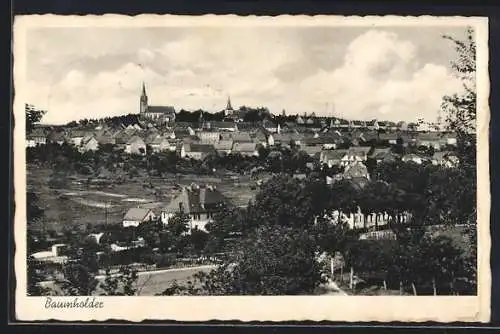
left=139, top=82, right=176, bottom=124
left=222, top=96, right=242, bottom=122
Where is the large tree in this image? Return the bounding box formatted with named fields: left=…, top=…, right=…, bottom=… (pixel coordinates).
left=162, top=224, right=325, bottom=295
left=25, top=104, right=46, bottom=134
left=440, top=27, right=477, bottom=291
left=441, top=27, right=476, bottom=165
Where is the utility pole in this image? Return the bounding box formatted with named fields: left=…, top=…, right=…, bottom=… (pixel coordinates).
left=105, top=201, right=109, bottom=226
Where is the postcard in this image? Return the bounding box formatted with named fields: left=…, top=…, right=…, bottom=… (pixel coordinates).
left=13, top=14, right=490, bottom=322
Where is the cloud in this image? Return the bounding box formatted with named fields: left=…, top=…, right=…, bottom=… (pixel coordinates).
left=298, top=30, right=464, bottom=121
left=24, top=27, right=467, bottom=124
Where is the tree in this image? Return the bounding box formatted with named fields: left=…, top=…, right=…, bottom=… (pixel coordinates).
left=100, top=266, right=139, bottom=296
left=25, top=104, right=46, bottom=134
left=189, top=229, right=209, bottom=255
left=441, top=27, right=476, bottom=165
left=166, top=213, right=190, bottom=237
left=27, top=192, right=47, bottom=255
left=27, top=256, right=51, bottom=296
left=162, top=225, right=325, bottom=295
left=58, top=262, right=99, bottom=296
left=244, top=174, right=331, bottom=230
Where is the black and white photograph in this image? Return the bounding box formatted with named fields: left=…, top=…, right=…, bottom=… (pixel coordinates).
left=14, top=15, right=490, bottom=322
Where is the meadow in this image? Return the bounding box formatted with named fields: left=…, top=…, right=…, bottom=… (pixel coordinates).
left=27, top=165, right=259, bottom=233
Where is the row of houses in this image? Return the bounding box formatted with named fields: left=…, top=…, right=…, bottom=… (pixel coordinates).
left=27, top=120, right=458, bottom=156
left=320, top=147, right=460, bottom=169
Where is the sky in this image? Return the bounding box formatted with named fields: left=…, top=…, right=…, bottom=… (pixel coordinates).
left=24, top=25, right=470, bottom=125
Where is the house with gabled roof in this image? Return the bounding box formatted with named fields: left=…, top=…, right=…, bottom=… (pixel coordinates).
left=320, top=149, right=348, bottom=168
left=272, top=132, right=304, bottom=147
left=124, top=136, right=147, bottom=155
left=378, top=132, right=399, bottom=145
left=197, top=129, right=221, bottom=144
left=431, top=151, right=460, bottom=168
left=173, top=126, right=196, bottom=139
left=231, top=131, right=253, bottom=143
left=301, top=145, right=323, bottom=157
left=146, top=134, right=168, bottom=153
left=232, top=142, right=259, bottom=157
left=350, top=120, right=366, bottom=129
left=26, top=127, right=48, bottom=147
left=160, top=184, right=232, bottom=232
left=343, top=161, right=370, bottom=182
left=214, top=140, right=234, bottom=155
left=184, top=143, right=216, bottom=160
left=416, top=132, right=442, bottom=150
left=79, top=134, right=99, bottom=152
left=68, top=130, right=87, bottom=146
left=122, top=208, right=156, bottom=228
left=369, top=148, right=397, bottom=163
left=47, top=130, right=68, bottom=145
left=253, top=129, right=269, bottom=147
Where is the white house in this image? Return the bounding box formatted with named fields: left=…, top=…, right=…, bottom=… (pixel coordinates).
left=79, top=135, right=99, bottom=152
left=122, top=208, right=156, bottom=228
left=30, top=244, right=69, bottom=264
left=160, top=184, right=232, bottom=232
left=125, top=136, right=147, bottom=155
left=232, top=142, right=259, bottom=157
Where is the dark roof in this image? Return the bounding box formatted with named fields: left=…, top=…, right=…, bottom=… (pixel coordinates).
left=165, top=185, right=232, bottom=214
left=47, top=131, right=67, bottom=142
left=378, top=133, right=399, bottom=141
left=232, top=142, right=257, bottom=152
left=186, top=143, right=216, bottom=153
left=321, top=149, right=348, bottom=161
left=30, top=128, right=47, bottom=137
left=369, top=148, right=392, bottom=158
left=146, top=106, right=176, bottom=114
left=231, top=132, right=253, bottom=142
left=417, top=133, right=442, bottom=141
left=359, top=131, right=379, bottom=142
left=207, top=121, right=237, bottom=129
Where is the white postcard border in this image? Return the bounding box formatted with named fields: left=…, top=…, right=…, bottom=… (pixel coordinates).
left=13, top=14, right=491, bottom=322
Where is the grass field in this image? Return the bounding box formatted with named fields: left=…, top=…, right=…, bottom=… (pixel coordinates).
left=27, top=166, right=260, bottom=232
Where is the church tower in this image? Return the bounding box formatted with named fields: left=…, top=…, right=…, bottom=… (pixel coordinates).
left=224, top=96, right=234, bottom=116
left=140, top=82, right=148, bottom=114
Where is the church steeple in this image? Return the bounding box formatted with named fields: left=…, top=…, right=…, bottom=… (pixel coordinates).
left=226, top=96, right=233, bottom=111
left=140, top=82, right=148, bottom=114
left=224, top=96, right=234, bottom=117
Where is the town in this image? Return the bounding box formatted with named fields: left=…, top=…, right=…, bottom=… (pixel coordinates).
left=24, top=21, right=479, bottom=298
left=26, top=80, right=476, bottom=297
